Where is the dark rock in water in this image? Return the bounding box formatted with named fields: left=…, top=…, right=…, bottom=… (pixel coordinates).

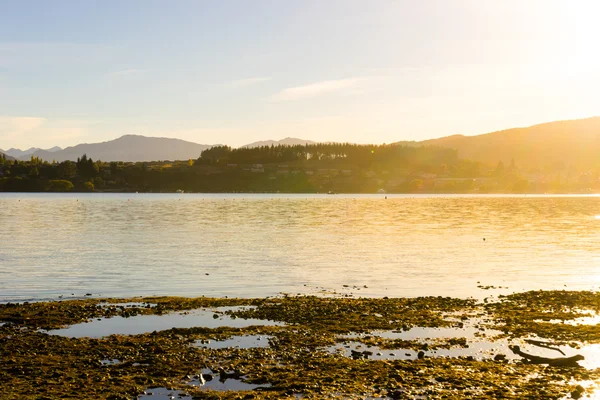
left=509, top=345, right=584, bottom=367
left=417, top=350, right=425, bottom=359
left=494, top=354, right=506, bottom=361
left=571, top=385, right=585, bottom=399
left=350, top=349, right=363, bottom=360
left=213, top=313, right=219, bottom=319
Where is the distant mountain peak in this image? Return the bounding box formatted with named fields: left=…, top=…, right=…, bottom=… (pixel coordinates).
left=17, top=135, right=216, bottom=162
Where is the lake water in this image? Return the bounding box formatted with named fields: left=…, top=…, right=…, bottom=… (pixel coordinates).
left=1, top=193, right=599, bottom=302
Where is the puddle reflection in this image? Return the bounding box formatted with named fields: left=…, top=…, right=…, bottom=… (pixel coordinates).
left=46, top=307, right=283, bottom=338
left=188, top=368, right=271, bottom=391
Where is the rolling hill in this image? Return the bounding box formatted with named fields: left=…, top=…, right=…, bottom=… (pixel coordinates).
left=26, top=135, right=214, bottom=162
left=419, top=117, right=600, bottom=170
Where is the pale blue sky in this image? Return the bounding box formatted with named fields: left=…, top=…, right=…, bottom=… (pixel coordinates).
left=1, top=0, right=599, bottom=149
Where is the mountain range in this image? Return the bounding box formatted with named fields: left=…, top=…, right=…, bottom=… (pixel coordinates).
left=19, top=135, right=214, bottom=162
left=2, top=117, right=599, bottom=166
left=4, top=136, right=317, bottom=162
left=0, top=146, right=62, bottom=159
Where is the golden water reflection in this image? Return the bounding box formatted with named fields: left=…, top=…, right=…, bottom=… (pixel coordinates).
left=1, top=193, right=599, bottom=301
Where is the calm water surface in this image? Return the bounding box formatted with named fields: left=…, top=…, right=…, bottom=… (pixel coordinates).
left=1, top=193, right=599, bottom=301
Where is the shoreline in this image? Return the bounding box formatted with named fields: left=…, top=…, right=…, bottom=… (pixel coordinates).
left=2, top=290, right=599, bottom=399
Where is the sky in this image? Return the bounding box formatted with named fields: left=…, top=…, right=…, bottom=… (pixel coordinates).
left=1, top=0, right=599, bottom=150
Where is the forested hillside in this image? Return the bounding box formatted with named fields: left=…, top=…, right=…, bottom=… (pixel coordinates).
left=420, top=117, right=600, bottom=171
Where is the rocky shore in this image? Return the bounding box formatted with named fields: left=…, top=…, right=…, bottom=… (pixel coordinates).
left=1, top=291, right=599, bottom=399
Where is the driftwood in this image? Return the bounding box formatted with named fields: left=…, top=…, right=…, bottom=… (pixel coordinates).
left=509, top=345, right=584, bottom=367
left=524, top=339, right=566, bottom=356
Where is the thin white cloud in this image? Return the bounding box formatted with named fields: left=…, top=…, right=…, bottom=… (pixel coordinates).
left=228, top=77, right=271, bottom=88
left=272, top=77, right=374, bottom=101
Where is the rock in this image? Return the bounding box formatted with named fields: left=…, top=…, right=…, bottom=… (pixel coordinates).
left=388, top=389, right=406, bottom=399
left=571, top=385, right=585, bottom=399
left=494, top=354, right=506, bottom=361
left=417, top=351, right=425, bottom=359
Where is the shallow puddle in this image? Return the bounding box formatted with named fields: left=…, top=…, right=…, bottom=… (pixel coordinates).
left=330, top=328, right=600, bottom=369
left=187, top=368, right=271, bottom=391
left=45, top=307, right=283, bottom=338
left=378, top=325, right=503, bottom=340
left=341, top=321, right=503, bottom=342
left=137, top=387, right=192, bottom=399
left=100, top=358, right=121, bottom=366
left=193, top=334, right=273, bottom=349
left=534, top=314, right=600, bottom=326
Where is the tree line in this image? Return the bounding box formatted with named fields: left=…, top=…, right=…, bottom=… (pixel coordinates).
left=1, top=143, right=596, bottom=193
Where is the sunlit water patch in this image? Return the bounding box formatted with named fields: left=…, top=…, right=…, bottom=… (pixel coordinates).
left=3, top=193, right=600, bottom=301
left=45, top=307, right=283, bottom=338
left=534, top=311, right=600, bottom=326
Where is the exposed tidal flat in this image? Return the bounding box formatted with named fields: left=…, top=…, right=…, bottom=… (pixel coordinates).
left=2, top=193, right=600, bottom=398
left=2, top=291, right=600, bottom=399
